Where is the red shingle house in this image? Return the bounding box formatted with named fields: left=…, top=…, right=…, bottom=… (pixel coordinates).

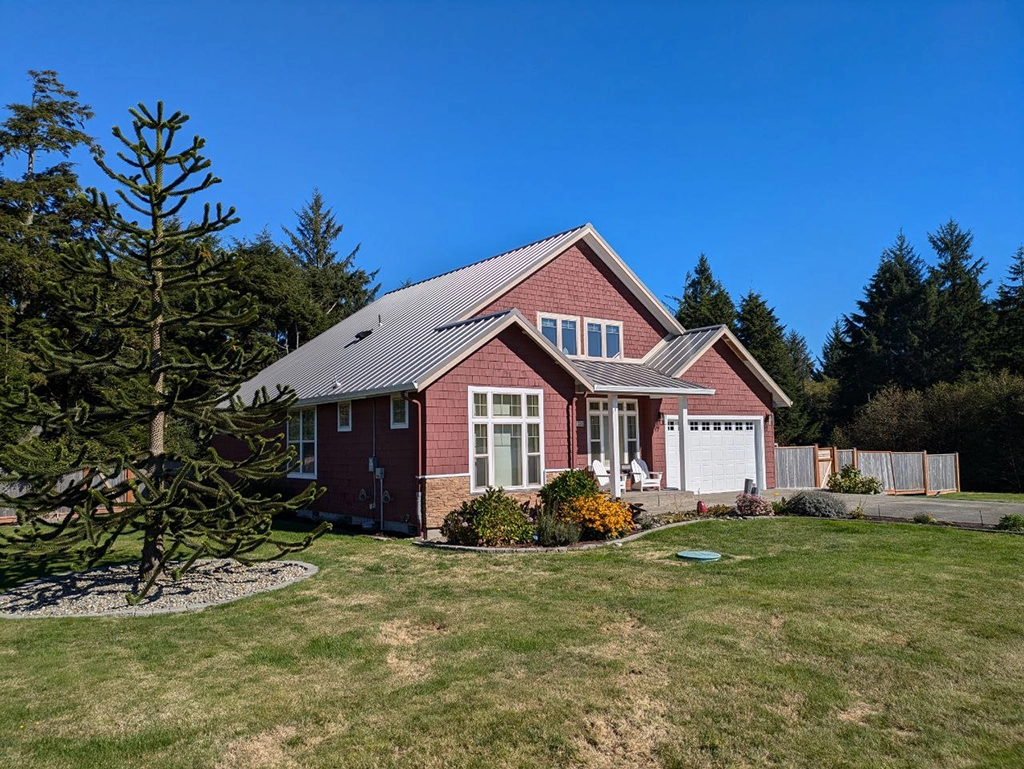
left=236, top=224, right=790, bottom=535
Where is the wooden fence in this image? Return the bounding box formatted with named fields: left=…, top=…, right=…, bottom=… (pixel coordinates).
left=1, top=468, right=134, bottom=523
left=775, top=446, right=959, bottom=494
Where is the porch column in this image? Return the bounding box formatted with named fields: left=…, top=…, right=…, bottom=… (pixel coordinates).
left=610, top=395, right=622, bottom=497
left=677, top=396, right=687, bottom=493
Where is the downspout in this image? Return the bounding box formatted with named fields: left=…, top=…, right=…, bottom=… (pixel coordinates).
left=404, top=392, right=425, bottom=538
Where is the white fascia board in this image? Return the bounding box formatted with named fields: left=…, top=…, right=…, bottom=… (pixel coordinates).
left=290, top=383, right=418, bottom=408
left=592, top=386, right=716, bottom=396
left=413, top=311, right=596, bottom=392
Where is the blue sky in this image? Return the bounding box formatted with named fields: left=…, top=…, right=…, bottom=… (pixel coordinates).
left=2, top=1, right=1021, bottom=356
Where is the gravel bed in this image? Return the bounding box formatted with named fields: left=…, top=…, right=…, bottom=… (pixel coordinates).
left=0, top=558, right=317, bottom=619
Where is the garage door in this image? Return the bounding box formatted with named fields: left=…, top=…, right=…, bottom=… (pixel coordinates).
left=686, top=419, right=758, bottom=493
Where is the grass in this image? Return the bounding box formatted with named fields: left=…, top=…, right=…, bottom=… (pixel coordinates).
left=1, top=519, right=1023, bottom=768
left=939, top=491, right=1024, bottom=503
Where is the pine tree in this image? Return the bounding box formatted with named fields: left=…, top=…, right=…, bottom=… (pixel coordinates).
left=283, top=188, right=379, bottom=339
left=993, top=245, right=1024, bottom=374
left=927, top=219, right=992, bottom=382
left=735, top=291, right=810, bottom=443
left=0, top=103, right=326, bottom=599
left=671, top=253, right=736, bottom=330
left=819, top=319, right=847, bottom=381
left=0, top=70, right=100, bottom=446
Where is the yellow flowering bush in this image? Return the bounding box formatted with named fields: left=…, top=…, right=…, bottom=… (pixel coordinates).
left=566, top=494, right=633, bottom=539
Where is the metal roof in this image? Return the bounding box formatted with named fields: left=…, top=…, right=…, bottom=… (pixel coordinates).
left=571, top=359, right=714, bottom=396
left=645, top=325, right=725, bottom=375
left=236, top=226, right=590, bottom=404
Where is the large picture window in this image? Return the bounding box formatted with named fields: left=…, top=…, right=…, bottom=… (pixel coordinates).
left=287, top=407, right=317, bottom=478
left=469, top=387, right=544, bottom=491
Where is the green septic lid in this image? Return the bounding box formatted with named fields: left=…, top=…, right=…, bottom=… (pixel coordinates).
left=677, top=550, right=721, bottom=562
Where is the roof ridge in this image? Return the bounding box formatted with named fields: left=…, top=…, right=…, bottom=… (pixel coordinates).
left=378, top=223, right=588, bottom=299
left=682, top=324, right=726, bottom=334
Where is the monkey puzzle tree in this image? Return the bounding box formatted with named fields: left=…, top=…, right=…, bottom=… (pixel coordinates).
left=0, top=103, right=326, bottom=599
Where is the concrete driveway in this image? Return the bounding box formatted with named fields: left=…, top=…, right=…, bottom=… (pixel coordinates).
left=772, top=489, right=1023, bottom=528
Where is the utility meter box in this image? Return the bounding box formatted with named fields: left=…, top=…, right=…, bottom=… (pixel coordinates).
left=368, top=456, right=377, bottom=472
left=374, top=467, right=385, bottom=480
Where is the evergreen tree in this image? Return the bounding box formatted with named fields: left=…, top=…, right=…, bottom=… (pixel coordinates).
left=735, top=291, right=810, bottom=443
left=0, top=70, right=100, bottom=446
left=283, top=188, right=379, bottom=339
left=991, top=245, right=1024, bottom=374
left=927, top=219, right=992, bottom=382
left=671, top=253, right=736, bottom=330
left=0, top=103, right=325, bottom=599
left=819, top=319, right=847, bottom=381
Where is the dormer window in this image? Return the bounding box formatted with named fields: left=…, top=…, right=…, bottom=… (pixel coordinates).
left=585, top=318, right=623, bottom=359
left=537, top=313, right=579, bottom=356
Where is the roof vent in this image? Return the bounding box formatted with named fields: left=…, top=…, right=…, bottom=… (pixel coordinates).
left=355, top=329, right=373, bottom=341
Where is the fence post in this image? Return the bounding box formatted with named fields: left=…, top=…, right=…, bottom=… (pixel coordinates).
left=954, top=453, right=961, bottom=492
left=813, top=444, right=821, bottom=488
left=922, top=451, right=930, bottom=495
left=853, top=447, right=859, bottom=470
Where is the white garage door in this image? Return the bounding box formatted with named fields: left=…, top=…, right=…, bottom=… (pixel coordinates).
left=686, top=419, right=758, bottom=493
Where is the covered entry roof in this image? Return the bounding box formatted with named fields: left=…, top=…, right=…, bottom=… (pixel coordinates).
left=571, top=359, right=714, bottom=397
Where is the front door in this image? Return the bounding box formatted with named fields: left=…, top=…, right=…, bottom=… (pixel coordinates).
left=664, top=415, right=680, bottom=489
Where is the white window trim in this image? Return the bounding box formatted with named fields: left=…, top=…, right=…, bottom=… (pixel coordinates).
left=586, top=397, right=639, bottom=466
left=287, top=407, right=317, bottom=479
left=468, top=386, right=545, bottom=492
left=583, top=317, right=624, bottom=359
left=536, top=312, right=582, bottom=356
left=337, top=400, right=352, bottom=432
left=391, top=395, right=409, bottom=429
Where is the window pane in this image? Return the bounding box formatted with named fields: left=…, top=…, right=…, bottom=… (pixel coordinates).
left=527, top=423, right=540, bottom=454
left=526, top=394, right=539, bottom=418
left=528, top=455, right=541, bottom=485
left=474, top=424, right=488, bottom=456
left=300, top=442, right=316, bottom=474
left=493, top=425, right=522, bottom=487
left=587, top=323, right=602, bottom=357
left=605, top=325, right=621, bottom=359
left=288, top=416, right=299, bottom=441
left=301, top=409, right=315, bottom=440
left=561, top=320, right=577, bottom=355
left=473, top=393, right=488, bottom=418
left=492, top=393, right=521, bottom=417
left=475, top=457, right=489, bottom=488
left=338, top=402, right=350, bottom=428
left=392, top=398, right=407, bottom=424
left=540, top=317, right=558, bottom=346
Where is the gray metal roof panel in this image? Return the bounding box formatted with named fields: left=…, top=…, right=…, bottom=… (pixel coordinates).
left=236, top=226, right=589, bottom=404
left=570, top=359, right=712, bottom=394
left=645, top=325, right=725, bottom=375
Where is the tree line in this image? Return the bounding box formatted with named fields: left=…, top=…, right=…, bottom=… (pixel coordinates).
left=673, top=225, right=1024, bottom=491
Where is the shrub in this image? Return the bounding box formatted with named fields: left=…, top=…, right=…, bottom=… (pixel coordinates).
left=787, top=491, right=848, bottom=518
left=913, top=512, right=938, bottom=525
left=827, top=464, right=883, bottom=495
left=534, top=510, right=582, bottom=546
left=706, top=504, right=733, bottom=518
left=849, top=503, right=866, bottom=520
left=566, top=494, right=633, bottom=539
left=539, top=469, right=600, bottom=513
left=771, top=497, right=790, bottom=515
left=735, top=493, right=773, bottom=516
left=440, top=487, right=532, bottom=547
left=996, top=514, right=1024, bottom=532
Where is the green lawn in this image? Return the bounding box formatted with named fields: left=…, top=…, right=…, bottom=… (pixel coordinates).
left=1, top=519, right=1023, bottom=769
left=939, top=491, right=1024, bottom=503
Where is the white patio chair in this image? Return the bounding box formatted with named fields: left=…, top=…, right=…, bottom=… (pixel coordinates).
left=630, top=457, right=663, bottom=491
left=591, top=459, right=612, bottom=490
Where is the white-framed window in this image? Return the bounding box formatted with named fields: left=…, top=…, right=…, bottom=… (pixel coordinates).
left=337, top=400, right=352, bottom=432
left=391, top=395, right=408, bottom=429
left=469, top=387, right=544, bottom=491
left=287, top=407, right=317, bottom=478
left=537, top=312, right=579, bottom=356
left=587, top=399, right=639, bottom=467
left=584, top=318, right=623, bottom=359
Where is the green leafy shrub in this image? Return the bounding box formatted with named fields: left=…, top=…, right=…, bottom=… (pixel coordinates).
left=735, top=493, right=773, bottom=516
left=771, top=497, right=790, bottom=515
left=440, top=487, right=532, bottom=546
left=827, top=464, right=883, bottom=495
left=539, top=469, right=600, bottom=512
left=850, top=503, right=867, bottom=520
left=706, top=504, right=733, bottom=517
left=787, top=491, right=848, bottom=518
left=913, top=512, right=938, bottom=525
left=996, top=514, right=1024, bottom=532
left=566, top=494, right=633, bottom=539
left=534, top=510, right=582, bottom=546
